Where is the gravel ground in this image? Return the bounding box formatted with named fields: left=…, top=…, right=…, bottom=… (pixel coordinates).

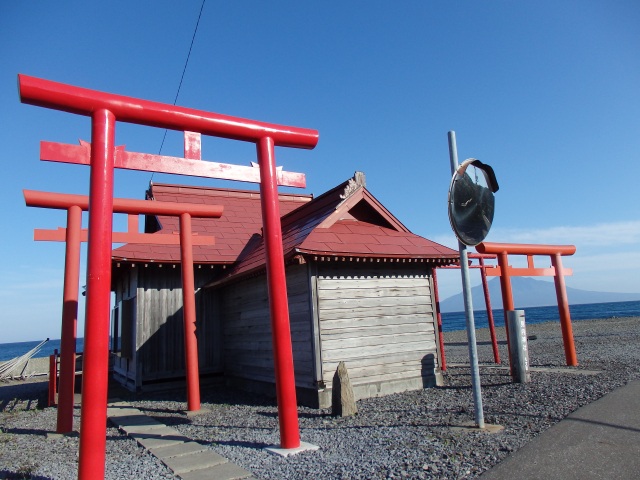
left=1, top=316, right=639, bottom=479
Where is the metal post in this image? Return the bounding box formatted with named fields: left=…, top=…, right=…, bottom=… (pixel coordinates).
left=447, top=131, right=484, bottom=429
left=506, top=310, right=530, bottom=382
left=180, top=212, right=201, bottom=411
left=57, top=205, right=81, bottom=433
left=257, top=136, right=301, bottom=449
left=431, top=268, right=447, bottom=371
left=78, top=109, right=115, bottom=480
left=551, top=254, right=578, bottom=366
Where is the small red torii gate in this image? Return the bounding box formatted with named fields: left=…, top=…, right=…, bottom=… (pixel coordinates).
left=19, top=74, right=318, bottom=479
left=24, top=189, right=222, bottom=434
left=476, top=241, right=578, bottom=367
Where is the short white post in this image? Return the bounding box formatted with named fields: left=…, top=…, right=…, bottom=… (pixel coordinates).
left=507, top=310, right=530, bottom=383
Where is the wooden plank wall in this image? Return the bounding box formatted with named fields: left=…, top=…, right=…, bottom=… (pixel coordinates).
left=134, top=266, right=221, bottom=382
left=316, top=262, right=439, bottom=391
left=218, top=263, right=315, bottom=387
left=112, top=268, right=138, bottom=386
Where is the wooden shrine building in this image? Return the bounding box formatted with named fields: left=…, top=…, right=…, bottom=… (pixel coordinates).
left=111, top=173, right=459, bottom=407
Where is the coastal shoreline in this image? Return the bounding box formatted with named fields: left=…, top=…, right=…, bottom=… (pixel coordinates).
left=1, top=316, right=639, bottom=479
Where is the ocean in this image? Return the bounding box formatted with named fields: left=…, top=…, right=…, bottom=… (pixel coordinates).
left=0, top=338, right=86, bottom=363
left=1, top=300, right=639, bottom=362
left=440, top=299, right=640, bottom=332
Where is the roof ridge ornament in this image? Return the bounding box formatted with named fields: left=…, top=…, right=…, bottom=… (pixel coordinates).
left=340, top=171, right=366, bottom=199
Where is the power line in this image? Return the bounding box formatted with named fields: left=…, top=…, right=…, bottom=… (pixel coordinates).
left=153, top=0, right=206, bottom=183
left=171, top=0, right=206, bottom=109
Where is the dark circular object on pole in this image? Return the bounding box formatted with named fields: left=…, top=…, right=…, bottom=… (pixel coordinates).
left=448, top=159, right=499, bottom=246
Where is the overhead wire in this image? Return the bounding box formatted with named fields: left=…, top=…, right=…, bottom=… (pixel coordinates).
left=152, top=0, right=206, bottom=183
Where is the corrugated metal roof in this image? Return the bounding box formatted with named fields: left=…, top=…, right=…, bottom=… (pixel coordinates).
left=222, top=177, right=459, bottom=279
left=111, top=182, right=312, bottom=263
left=112, top=177, right=459, bottom=276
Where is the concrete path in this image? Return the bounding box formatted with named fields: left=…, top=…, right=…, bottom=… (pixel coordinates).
left=107, top=400, right=256, bottom=480
left=481, top=379, right=640, bottom=479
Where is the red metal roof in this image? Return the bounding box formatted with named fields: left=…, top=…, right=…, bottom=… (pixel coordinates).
left=112, top=177, right=459, bottom=275
left=111, top=183, right=312, bottom=263
left=223, top=177, right=459, bottom=279
left=300, top=221, right=459, bottom=257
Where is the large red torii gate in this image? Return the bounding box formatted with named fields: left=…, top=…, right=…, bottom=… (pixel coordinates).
left=476, top=241, right=577, bottom=367
left=24, top=189, right=222, bottom=434
left=19, top=74, right=318, bottom=479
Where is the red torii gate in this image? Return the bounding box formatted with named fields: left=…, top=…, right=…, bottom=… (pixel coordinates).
left=24, top=189, right=222, bottom=433
left=19, top=74, right=318, bottom=479
left=476, top=242, right=578, bottom=367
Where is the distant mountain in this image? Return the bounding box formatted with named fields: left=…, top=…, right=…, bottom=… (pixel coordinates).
left=439, top=276, right=640, bottom=313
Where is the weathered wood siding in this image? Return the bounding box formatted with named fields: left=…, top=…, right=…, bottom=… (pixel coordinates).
left=218, top=263, right=315, bottom=387
left=132, top=265, right=221, bottom=382
left=112, top=268, right=138, bottom=387
left=316, top=262, right=439, bottom=395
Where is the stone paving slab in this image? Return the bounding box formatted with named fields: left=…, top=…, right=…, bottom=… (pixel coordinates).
left=112, top=413, right=164, bottom=427
left=107, top=400, right=141, bottom=413
left=127, top=426, right=191, bottom=448
left=178, top=461, right=254, bottom=480
left=135, top=433, right=190, bottom=450
left=107, top=399, right=137, bottom=410
left=107, top=399, right=135, bottom=408
left=116, top=419, right=168, bottom=435
left=161, top=449, right=228, bottom=474
left=149, top=440, right=208, bottom=459
left=107, top=405, right=142, bottom=417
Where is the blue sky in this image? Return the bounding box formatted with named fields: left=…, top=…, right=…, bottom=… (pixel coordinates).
left=1, top=1, right=639, bottom=342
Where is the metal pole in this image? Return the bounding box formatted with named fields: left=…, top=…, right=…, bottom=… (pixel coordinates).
left=257, top=136, right=301, bottom=449
left=447, top=131, right=484, bottom=429
left=506, top=310, right=530, bottom=382
left=57, top=205, right=81, bottom=433
left=78, top=109, right=115, bottom=480
left=180, top=212, right=201, bottom=411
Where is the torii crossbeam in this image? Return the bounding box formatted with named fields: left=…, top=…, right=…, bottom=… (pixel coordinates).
left=24, top=189, right=221, bottom=434
left=19, top=74, right=318, bottom=480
